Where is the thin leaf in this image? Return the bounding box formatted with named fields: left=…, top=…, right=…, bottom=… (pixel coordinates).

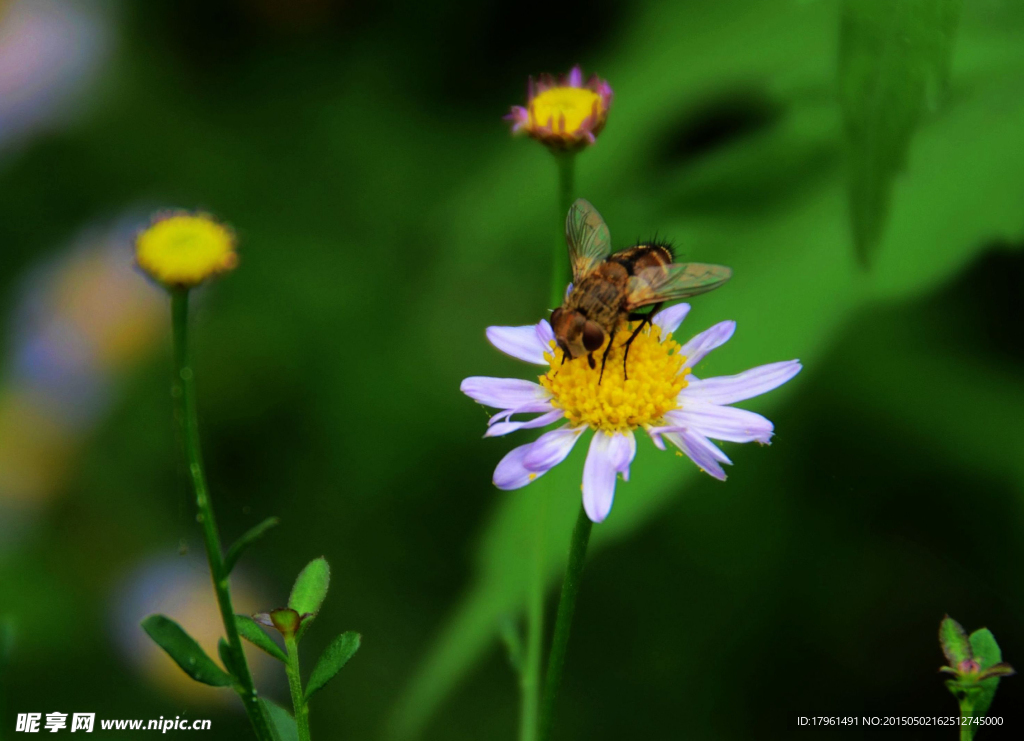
left=225, top=517, right=281, bottom=574
left=939, top=615, right=972, bottom=666
left=140, top=614, right=232, bottom=687
left=305, top=632, right=361, bottom=700
left=236, top=615, right=288, bottom=662
left=288, top=557, right=330, bottom=617
left=260, top=698, right=299, bottom=741
left=838, top=0, right=963, bottom=265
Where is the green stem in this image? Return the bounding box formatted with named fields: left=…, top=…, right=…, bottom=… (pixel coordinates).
left=550, top=152, right=577, bottom=308
left=958, top=698, right=974, bottom=741
left=538, top=504, right=593, bottom=741
left=285, top=636, right=312, bottom=741
left=171, top=290, right=273, bottom=741
left=522, top=150, right=578, bottom=741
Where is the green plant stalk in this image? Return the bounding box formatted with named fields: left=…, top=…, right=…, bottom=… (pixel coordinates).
left=284, top=635, right=312, bottom=741
left=550, top=152, right=577, bottom=308
left=538, top=503, right=593, bottom=741
left=958, top=694, right=975, bottom=741
left=171, top=290, right=273, bottom=741
left=521, top=151, right=577, bottom=741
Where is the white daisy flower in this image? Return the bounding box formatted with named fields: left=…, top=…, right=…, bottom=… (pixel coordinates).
left=461, top=304, right=801, bottom=523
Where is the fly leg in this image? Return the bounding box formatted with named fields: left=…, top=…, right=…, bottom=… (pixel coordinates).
left=622, top=303, right=663, bottom=380
left=597, top=337, right=615, bottom=385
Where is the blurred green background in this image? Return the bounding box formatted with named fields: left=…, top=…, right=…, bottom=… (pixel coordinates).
left=1, top=0, right=1023, bottom=738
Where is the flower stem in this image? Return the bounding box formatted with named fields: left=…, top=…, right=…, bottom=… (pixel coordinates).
left=522, top=150, right=578, bottom=741
left=171, top=289, right=273, bottom=741
left=550, top=152, right=577, bottom=308
left=284, top=635, right=312, bottom=741
left=537, top=503, right=593, bottom=741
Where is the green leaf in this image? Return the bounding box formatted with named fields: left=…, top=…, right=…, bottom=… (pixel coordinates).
left=305, top=632, right=361, bottom=700
left=260, top=698, right=299, bottom=741
left=225, top=517, right=281, bottom=574
left=968, top=628, right=1006, bottom=719
left=288, top=557, right=330, bottom=618
left=838, top=0, right=963, bottom=265
left=939, top=615, right=972, bottom=666
left=236, top=614, right=287, bottom=662
left=140, top=615, right=233, bottom=687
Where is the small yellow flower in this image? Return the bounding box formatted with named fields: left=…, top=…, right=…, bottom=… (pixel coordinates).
left=506, top=66, right=613, bottom=152
left=135, top=212, right=238, bottom=288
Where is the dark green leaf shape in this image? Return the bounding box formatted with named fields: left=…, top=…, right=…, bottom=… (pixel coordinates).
left=968, top=628, right=1009, bottom=720
left=260, top=698, right=299, bottom=741
left=288, top=557, right=330, bottom=618
left=939, top=615, right=972, bottom=666
left=838, top=0, right=962, bottom=265
left=225, top=517, right=281, bottom=574
left=236, top=615, right=287, bottom=662
left=305, top=632, right=361, bottom=700
left=140, top=615, right=232, bottom=687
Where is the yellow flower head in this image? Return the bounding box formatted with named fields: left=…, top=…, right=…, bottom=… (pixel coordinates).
left=506, top=66, right=613, bottom=152
left=135, top=212, right=238, bottom=288
left=540, top=326, right=688, bottom=434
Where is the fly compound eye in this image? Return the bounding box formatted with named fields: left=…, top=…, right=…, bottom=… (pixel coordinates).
left=582, top=321, right=605, bottom=352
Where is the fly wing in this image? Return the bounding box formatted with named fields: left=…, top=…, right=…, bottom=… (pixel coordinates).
left=625, top=262, right=732, bottom=309
left=565, top=199, right=611, bottom=283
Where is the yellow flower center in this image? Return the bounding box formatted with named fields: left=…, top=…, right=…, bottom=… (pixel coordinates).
left=529, top=87, right=603, bottom=133
left=540, top=325, right=689, bottom=433
left=136, top=214, right=237, bottom=287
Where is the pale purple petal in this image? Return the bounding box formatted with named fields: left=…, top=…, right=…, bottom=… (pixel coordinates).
left=663, top=404, right=774, bottom=444
left=506, top=106, right=529, bottom=132
left=582, top=431, right=636, bottom=523
left=535, top=319, right=555, bottom=350
left=486, top=324, right=550, bottom=365
left=652, top=303, right=690, bottom=341
left=492, top=428, right=575, bottom=489
left=485, top=409, right=564, bottom=438
left=488, top=401, right=555, bottom=425
left=522, top=424, right=585, bottom=471
left=492, top=443, right=537, bottom=490
left=461, top=377, right=549, bottom=409
left=657, top=429, right=729, bottom=480
left=568, top=66, right=583, bottom=87
left=683, top=360, right=801, bottom=405
left=678, top=321, right=735, bottom=366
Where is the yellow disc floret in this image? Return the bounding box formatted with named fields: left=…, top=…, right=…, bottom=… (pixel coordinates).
left=136, top=213, right=237, bottom=287
left=540, top=325, right=689, bottom=433
left=529, top=87, right=603, bottom=135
